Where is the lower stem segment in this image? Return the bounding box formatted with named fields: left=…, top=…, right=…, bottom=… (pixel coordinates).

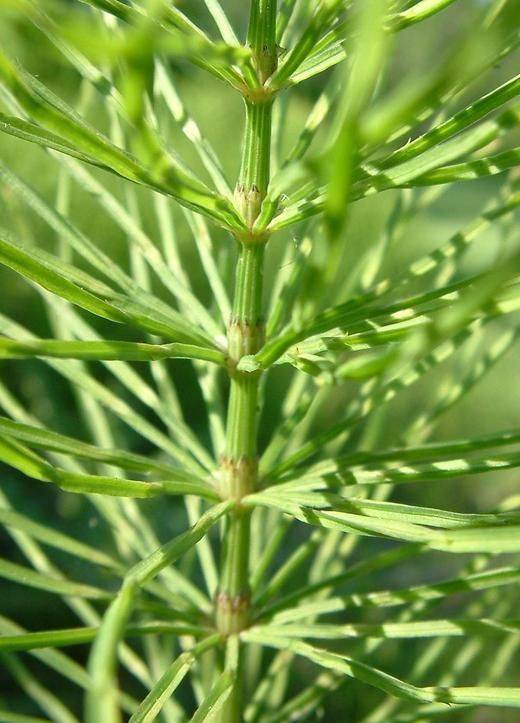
left=215, top=243, right=265, bottom=720
left=216, top=244, right=264, bottom=635
left=218, top=243, right=264, bottom=621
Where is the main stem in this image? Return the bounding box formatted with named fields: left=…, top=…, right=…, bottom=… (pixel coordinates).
left=216, top=240, right=266, bottom=635
left=215, top=4, right=277, bottom=720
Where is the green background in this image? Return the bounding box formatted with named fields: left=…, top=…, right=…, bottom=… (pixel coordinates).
left=0, top=1, right=518, bottom=720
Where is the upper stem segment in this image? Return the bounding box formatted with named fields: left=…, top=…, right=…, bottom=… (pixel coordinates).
left=247, top=0, right=278, bottom=84
left=235, top=101, right=273, bottom=230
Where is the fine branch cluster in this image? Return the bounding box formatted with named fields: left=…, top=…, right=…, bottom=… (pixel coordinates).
left=0, top=0, right=519, bottom=722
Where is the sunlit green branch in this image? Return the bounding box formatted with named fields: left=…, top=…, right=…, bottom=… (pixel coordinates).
left=252, top=618, right=520, bottom=641
left=0, top=337, right=226, bottom=364
left=242, top=633, right=520, bottom=707
left=0, top=622, right=213, bottom=654
left=0, top=432, right=217, bottom=500
left=265, top=566, right=520, bottom=624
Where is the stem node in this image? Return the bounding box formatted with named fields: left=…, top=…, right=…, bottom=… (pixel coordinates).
left=228, top=318, right=266, bottom=363
left=216, top=590, right=251, bottom=635
left=218, top=455, right=258, bottom=502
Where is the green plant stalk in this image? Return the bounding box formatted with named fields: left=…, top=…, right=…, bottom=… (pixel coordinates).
left=215, top=242, right=266, bottom=718
left=234, top=102, right=273, bottom=226
left=247, top=0, right=278, bottom=84
left=215, top=4, right=277, bottom=720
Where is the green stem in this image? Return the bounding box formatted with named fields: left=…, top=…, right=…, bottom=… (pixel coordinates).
left=217, top=244, right=265, bottom=629
left=235, top=102, right=273, bottom=229
left=247, top=0, right=278, bottom=84
left=215, top=249, right=266, bottom=723
left=215, top=6, right=276, bottom=721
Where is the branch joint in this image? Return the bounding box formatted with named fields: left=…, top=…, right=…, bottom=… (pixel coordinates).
left=227, top=318, right=265, bottom=366
left=218, top=455, right=258, bottom=502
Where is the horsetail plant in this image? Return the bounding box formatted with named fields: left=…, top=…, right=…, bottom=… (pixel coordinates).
left=0, top=0, right=519, bottom=721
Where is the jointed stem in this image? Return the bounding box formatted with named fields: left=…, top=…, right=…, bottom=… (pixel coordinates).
left=216, top=247, right=265, bottom=633
left=215, top=3, right=277, bottom=719
left=247, top=0, right=279, bottom=84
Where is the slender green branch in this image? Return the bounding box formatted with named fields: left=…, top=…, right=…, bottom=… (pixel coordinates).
left=0, top=337, right=226, bottom=364
left=0, top=622, right=213, bottom=654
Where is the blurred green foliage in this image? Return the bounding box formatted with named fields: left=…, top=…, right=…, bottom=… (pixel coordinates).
left=0, top=0, right=518, bottom=720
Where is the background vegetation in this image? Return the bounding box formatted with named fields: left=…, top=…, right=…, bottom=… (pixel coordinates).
left=0, top=0, right=518, bottom=721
